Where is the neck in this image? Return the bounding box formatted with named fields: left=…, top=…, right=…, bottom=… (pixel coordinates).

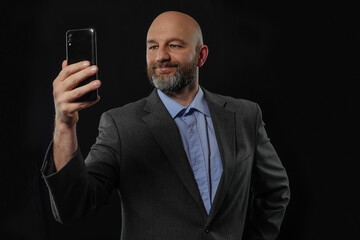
left=165, top=80, right=199, bottom=107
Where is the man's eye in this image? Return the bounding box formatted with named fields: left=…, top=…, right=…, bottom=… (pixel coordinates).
left=170, top=44, right=181, bottom=48
left=149, top=46, right=158, bottom=50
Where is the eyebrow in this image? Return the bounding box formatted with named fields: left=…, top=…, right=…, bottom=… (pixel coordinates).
left=146, top=38, right=188, bottom=45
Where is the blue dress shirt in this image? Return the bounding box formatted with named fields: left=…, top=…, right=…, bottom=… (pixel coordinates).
left=157, top=88, right=223, bottom=214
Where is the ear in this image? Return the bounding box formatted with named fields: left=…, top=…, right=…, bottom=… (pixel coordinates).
left=197, top=45, right=209, bottom=67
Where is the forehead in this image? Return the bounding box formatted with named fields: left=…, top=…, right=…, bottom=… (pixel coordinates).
left=146, top=18, right=198, bottom=45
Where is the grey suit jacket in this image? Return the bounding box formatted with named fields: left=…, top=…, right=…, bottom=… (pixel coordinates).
left=42, top=88, right=290, bottom=240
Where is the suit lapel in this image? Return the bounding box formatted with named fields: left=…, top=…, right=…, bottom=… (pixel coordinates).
left=142, top=90, right=207, bottom=214
left=203, top=89, right=236, bottom=222
left=142, top=89, right=237, bottom=219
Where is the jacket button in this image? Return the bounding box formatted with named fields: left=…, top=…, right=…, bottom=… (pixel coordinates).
left=205, top=225, right=211, bottom=233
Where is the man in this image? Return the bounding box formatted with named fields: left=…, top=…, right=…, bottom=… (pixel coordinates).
left=42, top=11, right=290, bottom=240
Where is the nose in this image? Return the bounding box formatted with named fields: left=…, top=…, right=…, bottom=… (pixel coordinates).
left=156, top=46, right=170, bottom=62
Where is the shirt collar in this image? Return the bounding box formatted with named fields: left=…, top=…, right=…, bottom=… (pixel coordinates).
left=157, top=87, right=210, bottom=119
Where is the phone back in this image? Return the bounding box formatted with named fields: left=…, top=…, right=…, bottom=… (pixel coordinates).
left=66, top=28, right=98, bottom=101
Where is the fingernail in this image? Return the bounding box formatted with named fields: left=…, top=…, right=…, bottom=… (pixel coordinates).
left=93, top=81, right=99, bottom=87
left=90, top=66, right=97, bottom=72
left=83, top=61, right=90, bottom=66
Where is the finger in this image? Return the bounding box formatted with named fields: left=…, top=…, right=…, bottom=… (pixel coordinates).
left=55, top=61, right=91, bottom=83
left=62, top=60, right=68, bottom=69
left=64, top=95, right=101, bottom=113
left=77, top=95, right=100, bottom=110
left=65, top=80, right=101, bottom=102
left=62, top=65, right=98, bottom=91
left=56, top=95, right=100, bottom=117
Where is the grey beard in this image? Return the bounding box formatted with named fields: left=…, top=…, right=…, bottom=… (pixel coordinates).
left=150, top=65, right=197, bottom=93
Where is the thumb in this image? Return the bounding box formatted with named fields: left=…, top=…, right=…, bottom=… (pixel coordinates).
left=62, top=60, right=68, bottom=69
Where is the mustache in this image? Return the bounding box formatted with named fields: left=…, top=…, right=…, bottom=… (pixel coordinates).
left=152, top=62, right=179, bottom=69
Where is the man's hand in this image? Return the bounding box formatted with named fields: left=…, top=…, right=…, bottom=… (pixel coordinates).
left=53, top=60, right=101, bottom=127
left=52, top=60, right=101, bottom=171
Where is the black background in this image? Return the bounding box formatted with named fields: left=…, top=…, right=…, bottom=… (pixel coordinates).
left=1, top=0, right=359, bottom=239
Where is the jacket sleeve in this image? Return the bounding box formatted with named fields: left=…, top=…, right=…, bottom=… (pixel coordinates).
left=41, top=111, right=121, bottom=223
left=244, top=104, right=290, bottom=240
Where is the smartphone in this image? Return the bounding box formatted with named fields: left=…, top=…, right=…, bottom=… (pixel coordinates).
left=66, top=28, right=98, bottom=101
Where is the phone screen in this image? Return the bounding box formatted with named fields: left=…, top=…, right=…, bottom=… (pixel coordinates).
left=66, top=28, right=98, bottom=101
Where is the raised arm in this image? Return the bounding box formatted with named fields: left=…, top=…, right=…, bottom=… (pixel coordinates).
left=52, top=60, right=101, bottom=171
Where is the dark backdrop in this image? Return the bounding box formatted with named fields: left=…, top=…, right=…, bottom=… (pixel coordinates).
left=1, top=0, right=359, bottom=239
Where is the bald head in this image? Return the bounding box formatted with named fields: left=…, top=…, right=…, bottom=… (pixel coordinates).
left=146, top=11, right=209, bottom=96
left=147, top=11, right=203, bottom=49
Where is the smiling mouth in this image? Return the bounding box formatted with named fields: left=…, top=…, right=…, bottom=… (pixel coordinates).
left=156, top=66, right=175, bottom=71
left=153, top=64, right=178, bottom=74
left=153, top=61, right=178, bottom=67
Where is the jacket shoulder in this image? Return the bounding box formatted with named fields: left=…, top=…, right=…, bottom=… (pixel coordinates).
left=104, top=96, right=148, bottom=121
left=205, top=89, right=259, bottom=116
